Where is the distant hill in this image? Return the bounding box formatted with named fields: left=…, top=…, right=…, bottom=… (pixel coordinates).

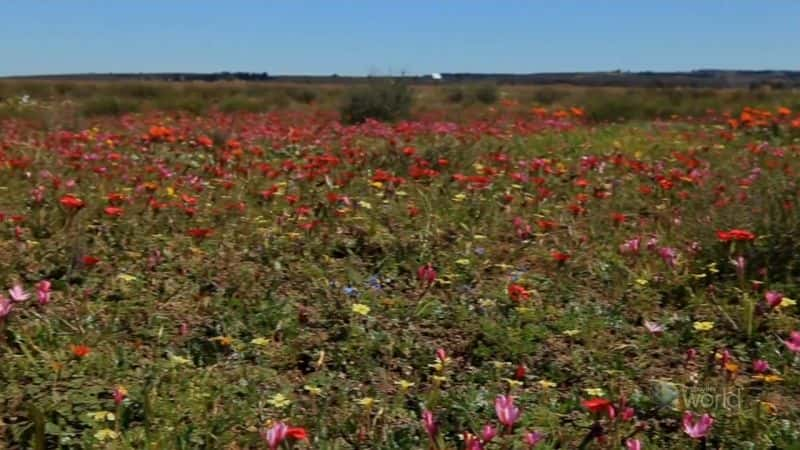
left=4, top=70, right=800, bottom=88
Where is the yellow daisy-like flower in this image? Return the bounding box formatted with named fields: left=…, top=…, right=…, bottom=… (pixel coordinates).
left=584, top=387, right=605, bottom=396
left=356, top=397, right=375, bottom=408
left=268, top=393, right=292, bottom=408
left=432, top=375, right=447, bottom=385
left=250, top=337, right=271, bottom=347
left=502, top=378, right=523, bottom=389
left=304, top=385, right=323, bottom=396
left=452, top=193, right=467, bottom=202
left=455, top=259, right=471, bottom=266
left=538, top=379, right=557, bottom=389
left=94, top=429, right=119, bottom=441
left=752, top=374, right=784, bottom=383
left=88, top=411, right=116, bottom=422
left=357, top=200, right=372, bottom=209
left=693, top=321, right=715, bottom=331
left=351, top=303, right=371, bottom=316
left=394, top=380, right=415, bottom=391
left=563, top=329, right=580, bottom=337
left=779, top=297, right=796, bottom=308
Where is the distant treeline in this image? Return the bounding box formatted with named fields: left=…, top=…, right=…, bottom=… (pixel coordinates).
left=6, top=70, right=800, bottom=89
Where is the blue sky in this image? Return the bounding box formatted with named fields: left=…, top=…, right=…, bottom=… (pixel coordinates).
left=2, top=1, right=798, bottom=76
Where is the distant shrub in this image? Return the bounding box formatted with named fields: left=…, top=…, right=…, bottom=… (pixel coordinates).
left=80, top=96, right=140, bottom=116
left=340, top=81, right=413, bottom=124
left=470, top=83, right=499, bottom=105
left=444, top=87, right=465, bottom=103
left=529, top=87, right=570, bottom=105
left=286, top=87, right=317, bottom=104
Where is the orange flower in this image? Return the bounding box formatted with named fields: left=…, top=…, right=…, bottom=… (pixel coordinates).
left=71, top=344, right=91, bottom=358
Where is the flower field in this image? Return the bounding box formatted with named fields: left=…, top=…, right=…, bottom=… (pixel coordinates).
left=1, top=102, right=800, bottom=449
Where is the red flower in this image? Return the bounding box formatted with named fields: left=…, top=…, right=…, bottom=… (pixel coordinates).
left=717, top=229, right=756, bottom=242
left=507, top=284, right=530, bottom=302
left=582, top=398, right=613, bottom=415
left=551, top=251, right=570, bottom=263
left=60, top=194, right=85, bottom=210
left=187, top=228, right=214, bottom=239
left=82, top=256, right=100, bottom=267
left=71, top=344, right=91, bottom=358
left=104, top=207, right=124, bottom=217
left=286, top=427, right=308, bottom=441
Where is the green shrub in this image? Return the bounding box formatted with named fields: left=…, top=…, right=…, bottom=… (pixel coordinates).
left=470, top=83, right=499, bottom=105
left=443, top=87, right=465, bottom=103
left=80, top=96, right=140, bottom=116
left=339, top=81, right=413, bottom=124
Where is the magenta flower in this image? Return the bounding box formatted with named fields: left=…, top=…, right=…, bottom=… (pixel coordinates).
left=435, top=348, right=447, bottom=363
left=732, top=256, right=746, bottom=279
left=765, top=291, right=784, bottom=308
left=495, top=395, right=521, bottom=429
left=417, top=263, right=437, bottom=285
left=463, top=433, right=484, bottom=450
left=626, top=438, right=642, bottom=450
left=421, top=410, right=437, bottom=439
left=260, top=422, right=289, bottom=450
left=481, top=424, right=497, bottom=443
left=784, top=331, right=800, bottom=353
left=752, top=359, right=770, bottom=374
left=0, top=296, right=13, bottom=319
left=683, top=411, right=713, bottom=439
left=8, top=284, right=30, bottom=302
left=523, top=431, right=544, bottom=447
left=37, top=280, right=52, bottom=305
left=619, top=237, right=641, bottom=255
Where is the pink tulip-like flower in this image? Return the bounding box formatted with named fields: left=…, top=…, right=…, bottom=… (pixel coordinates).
left=435, top=348, right=447, bottom=363
left=495, top=395, right=521, bottom=429
left=418, top=263, right=437, bottom=285
left=523, top=431, right=544, bottom=447
left=683, top=411, right=714, bottom=439
left=481, top=424, right=497, bottom=443
left=643, top=320, right=664, bottom=335
left=764, top=291, right=784, bottom=308
left=784, top=331, right=800, bottom=353
left=619, top=237, right=641, bottom=255
left=422, top=410, right=437, bottom=439
left=112, top=386, right=127, bottom=405
left=260, top=422, right=289, bottom=450
left=463, top=433, right=484, bottom=450
left=621, top=407, right=636, bottom=421
left=8, top=284, right=30, bottom=302
left=658, top=247, right=678, bottom=267
left=37, top=280, right=52, bottom=305
left=626, top=438, right=642, bottom=450
left=752, top=359, right=770, bottom=374
left=0, top=296, right=13, bottom=319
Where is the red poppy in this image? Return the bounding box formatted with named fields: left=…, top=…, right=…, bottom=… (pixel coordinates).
left=187, top=228, right=214, bottom=239
left=551, top=251, right=570, bottom=263
left=82, top=256, right=100, bottom=267
left=507, top=284, right=530, bottom=302
left=717, top=229, right=756, bottom=242
left=60, top=194, right=85, bottom=210
left=104, top=207, right=124, bottom=217
left=287, top=427, right=308, bottom=440
left=582, top=398, right=613, bottom=415
left=71, top=344, right=91, bottom=358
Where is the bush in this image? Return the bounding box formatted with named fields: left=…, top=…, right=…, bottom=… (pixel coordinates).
left=470, top=83, right=499, bottom=105
left=443, top=87, right=465, bottom=103
left=339, top=81, right=413, bottom=124
left=80, top=96, right=140, bottom=116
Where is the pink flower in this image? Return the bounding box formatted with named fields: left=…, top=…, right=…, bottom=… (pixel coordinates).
left=495, top=395, right=521, bottom=429
left=421, top=410, right=437, bottom=439
left=37, top=280, right=52, bottom=305
left=524, top=431, right=544, bottom=447
left=8, top=284, right=30, bottom=302
left=435, top=348, right=447, bottom=363
left=619, top=237, right=641, bottom=255
left=260, top=422, right=289, bottom=450
left=764, top=291, right=784, bottom=308
left=463, top=433, right=484, bottom=450
left=732, top=256, right=746, bottom=279
left=112, top=386, right=127, bottom=405
left=481, top=424, right=497, bottom=443
left=683, top=411, right=713, bottom=439
left=626, top=438, right=642, bottom=450
left=752, top=359, right=770, bottom=374
left=784, top=331, right=800, bottom=353
left=643, top=320, right=664, bottom=335
left=0, top=296, right=13, bottom=319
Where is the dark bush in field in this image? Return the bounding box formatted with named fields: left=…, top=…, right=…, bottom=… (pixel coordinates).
left=339, top=81, right=413, bottom=124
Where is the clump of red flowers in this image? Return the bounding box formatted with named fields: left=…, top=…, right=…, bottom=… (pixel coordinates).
left=716, top=229, right=756, bottom=242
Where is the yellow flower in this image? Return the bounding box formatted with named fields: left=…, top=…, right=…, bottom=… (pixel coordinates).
left=250, top=337, right=271, bottom=347
left=169, top=355, right=192, bottom=365
left=432, top=375, right=447, bottom=385
left=369, top=181, right=384, bottom=189
left=94, top=429, right=119, bottom=441
left=395, top=380, right=415, bottom=391
left=563, top=329, right=580, bottom=337
left=304, top=385, right=323, bottom=396
left=502, top=378, right=523, bottom=389
left=352, top=303, right=371, bottom=316
left=538, top=379, right=557, bottom=389
left=88, top=411, right=116, bottom=422
left=356, top=397, right=375, bottom=408
left=752, top=374, right=784, bottom=383
left=210, top=336, right=233, bottom=346
left=455, top=259, right=471, bottom=266
left=584, top=388, right=605, bottom=396
left=693, top=321, right=715, bottom=331
left=452, top=193, right=467, bottom=202
left=117, top=274, right=137, bottom=282
left=358, top=200, right=372, bottom=209
left=635, top=278, right=648, bottom=286
left=268, top=393, right=292, bottom=408
left=779, top=297, right=796, bottom=308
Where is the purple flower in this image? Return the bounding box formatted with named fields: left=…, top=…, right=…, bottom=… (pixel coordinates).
left=8, top=284, right=30, bottom=302
left=683, top=411, right=713, bottom=439
left=495, top=395, right=521, bottom=429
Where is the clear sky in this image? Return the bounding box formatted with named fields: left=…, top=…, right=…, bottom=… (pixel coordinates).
left=2, top=1, right=798, bottom=76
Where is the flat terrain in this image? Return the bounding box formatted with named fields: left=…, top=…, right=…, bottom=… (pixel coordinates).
left=1, top=90, right=800, bottom=448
